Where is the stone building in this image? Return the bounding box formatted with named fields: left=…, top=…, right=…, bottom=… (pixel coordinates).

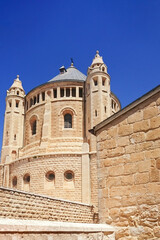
left=0, top=51, right=159, bottom=240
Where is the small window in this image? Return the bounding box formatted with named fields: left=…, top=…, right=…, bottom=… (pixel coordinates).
left=26, top=101, right=28, bottom=110
left=104, top=106, right=106, bottom=113
left=72, top=87, right=76, bottom=97
left=66, top=88, right=70, bottom=97
left=64, top=113, right=72, bottom=128
left=37, top=94, right=39, bottom=103
left=12, top=176, right=17, bottom=187
left=102, top=67, right=105, bottom=72
left=60, top=88, right=64, bottom=97
left=16, top=100, right=19, bottom=108
left=23, top=174, right=30, bottom=183
left=34, top=96, right=36, bottom=105
left=53, top=89, right=57, bottom=98
left=17, top=91, right=19, bottom=95
left=102, top=78, right=106, bottom=86
left=32, top=120, right=37, bottom=135
left=46, top=171, right=55, bottom=181
left=14, top=134, right=16, bottom=140
left=9, top=101, right=12, bottom=107
left=94, top=80, right=98, bottom=86
left=64, top=171, right=74, bottom=181
left=95, top=110, right=97, bottom=117
left=79, top=88, right=83, bottom=97
left=42, top=92, right=45, bottom=101
left=112, top=100, right=116, bottom=110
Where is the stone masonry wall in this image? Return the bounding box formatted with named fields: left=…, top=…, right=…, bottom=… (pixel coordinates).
left=96, top=91, right=160, bottom=239
left=0, top=187, right=94, bottom=223
left=9, top=154, right=82, bottom=202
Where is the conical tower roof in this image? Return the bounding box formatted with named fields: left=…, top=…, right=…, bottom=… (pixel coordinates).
left=10, top=75, right=24, bottom=91
left=91, top=50, right=104, bottom=66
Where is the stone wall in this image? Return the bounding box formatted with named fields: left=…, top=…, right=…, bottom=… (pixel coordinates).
left=8, top=154, right=82, bottom=202
left=0, top=218, right=115, bottom=240
left=95, top=88, right=160, bottom=239
left=0, top=187, right=94, bottom=223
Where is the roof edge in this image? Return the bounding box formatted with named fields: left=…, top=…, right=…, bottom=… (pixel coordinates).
left=92, top=84, right=160, bottom=135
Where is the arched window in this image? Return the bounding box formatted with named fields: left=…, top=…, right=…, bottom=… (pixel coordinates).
left=64, top=113, right=72, bottom=128
left=30, top=116, right=38, bottom=135
left=32, top=120, right=37, bottom=135
left=12, top=176, right=17, bottom=187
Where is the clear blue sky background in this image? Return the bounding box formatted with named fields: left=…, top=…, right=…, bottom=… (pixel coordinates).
left=0, top=0, right=160, bottom=151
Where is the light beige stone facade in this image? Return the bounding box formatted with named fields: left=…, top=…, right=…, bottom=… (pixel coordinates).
left=0, top=51, right=159, bottom=239
left=1, top=51, right=120, bottom=205
left=93, top=85, right=160, bottom=239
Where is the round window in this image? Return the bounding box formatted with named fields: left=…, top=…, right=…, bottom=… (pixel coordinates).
left=64, top=171, right=74, bottom=181
left=46, top=171, right=55, bottom=181
left=23, top=174, right=30, bottom=183
left=12, top=176, right=17, bottom=187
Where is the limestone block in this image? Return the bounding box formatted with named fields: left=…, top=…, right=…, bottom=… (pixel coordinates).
left=121, top=196, right=137, bottom=207
left=150, top=168, right=159, bottom=182
left=143, top=107, right=158, bottom=120
left=154, top=226, right=160, bottom=238
left=150, top=115, right=160, bottom=129
left=117, top=136, right=129, bottom=147
left=134, top=172, right=149, bottom=185
left=108, top=165, right=124, bottom=177
left=124, top=163, right=138, bottom=175
left=118, top=125, right=133, bottom=137
left=127, top=111, right=143, bottom=124
left=115, top=228, right=130, bottom=239
left=145, top=148, right=160, bottom=159
left=121, top=175, right=134, bottom=186
left=156, top=158, right=160, bottom=169
left=130, top=132, right=145, bottom=144
left=137, top=160, right=150, bottom=173
left=133, top=120, right=150, bottom=133
left=146, top=128, right=160, bottom=141
left=106, top=198, right=121, bottom=209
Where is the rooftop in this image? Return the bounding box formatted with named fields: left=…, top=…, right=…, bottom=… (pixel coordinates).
left=49, top=65, right=86, bottom=83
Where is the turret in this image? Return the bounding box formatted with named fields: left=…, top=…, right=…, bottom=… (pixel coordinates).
left=85, top=51, right=111, bottom=150
left=1, top=75, right=25, bottom=163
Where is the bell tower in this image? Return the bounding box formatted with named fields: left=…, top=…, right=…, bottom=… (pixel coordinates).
left=85, top=51, right=111, bottom=150
left=1, top=75, right=25, bottom=164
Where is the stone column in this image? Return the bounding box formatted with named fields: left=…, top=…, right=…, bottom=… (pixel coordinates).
left=81, top=142, right=91, bottom=204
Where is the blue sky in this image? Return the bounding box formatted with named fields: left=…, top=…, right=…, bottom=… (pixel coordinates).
left=0, top=0, right=160, bottom=150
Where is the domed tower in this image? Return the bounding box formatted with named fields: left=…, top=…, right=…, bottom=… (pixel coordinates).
left=85, top=51, right=121, bottom=145
left=85, top=51, right=121, bottom=207
left=86, top=50, right=111, bottom=127
left=1, top=75, right=25, bottom=164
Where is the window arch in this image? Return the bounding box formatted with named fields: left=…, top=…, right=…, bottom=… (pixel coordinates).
left=64, top=113, right=72, bottom=128
left=30, top=115, right=38, bottom=135
left=23, top=173, right=30, bottom=183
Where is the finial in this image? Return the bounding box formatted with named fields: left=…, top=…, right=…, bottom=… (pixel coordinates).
left=17, top=75, right=19, bottom=79
left=70, top=58, right=74, bottom=66
left=96, top=50, right=99, bottom=54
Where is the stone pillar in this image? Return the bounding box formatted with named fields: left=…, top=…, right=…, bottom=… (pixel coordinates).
left=41, top=96, right=51, bottom=146
left=82, top=142, right=91, bottom=204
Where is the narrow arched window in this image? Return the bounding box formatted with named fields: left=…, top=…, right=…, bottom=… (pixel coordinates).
left=64, top=114, right=72, bottom=128
left=32, top=120, right=37, bottom=135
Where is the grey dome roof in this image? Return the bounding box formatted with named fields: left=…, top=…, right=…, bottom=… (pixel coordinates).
left=49, top=66, right=86, bottom=82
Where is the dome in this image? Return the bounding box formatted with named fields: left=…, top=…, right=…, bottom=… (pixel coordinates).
left=49, top=65, right=86, bottom=82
